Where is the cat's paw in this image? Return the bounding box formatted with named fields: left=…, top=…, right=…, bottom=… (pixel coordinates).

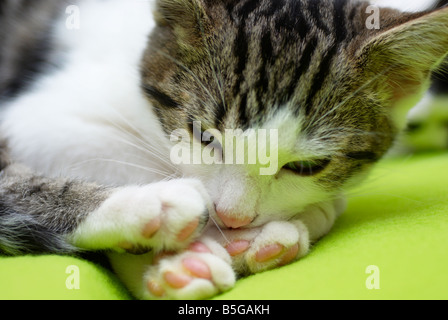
left=69, top=179, right=212, bottom=252
left=142, top=249, right=235, bottom=300
left=220, top=221, right=310, bottom=275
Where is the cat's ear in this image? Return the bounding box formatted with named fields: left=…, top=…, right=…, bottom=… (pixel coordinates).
left=357, top=7, right=448, bottom=105
left=154, top=0, right=209, bottom=49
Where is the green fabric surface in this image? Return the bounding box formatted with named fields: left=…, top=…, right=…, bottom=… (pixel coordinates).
left=1, top=153, right=447, bottom=300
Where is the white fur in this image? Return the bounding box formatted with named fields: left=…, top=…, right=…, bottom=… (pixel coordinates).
left=69, top=179, right=211, bottom=252
left=0, top=0, right=173, bottom=186
left=370, top=0, right=438, bottom=12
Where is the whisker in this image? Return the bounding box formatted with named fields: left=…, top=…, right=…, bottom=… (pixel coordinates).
left=209, top=216, right=231, bottom=245
left=69, top=158, right=175, bottom=179
left=120, top=151, right=181, bottom=177
left=103, top=109, right=179, bottom=170
left=112, top=130, right=178, bottom=170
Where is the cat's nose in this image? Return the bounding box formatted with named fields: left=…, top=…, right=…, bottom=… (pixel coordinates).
left=215, top=209, right=253, bottom=229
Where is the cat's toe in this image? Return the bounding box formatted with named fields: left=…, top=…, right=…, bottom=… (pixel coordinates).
left=163, top=270, right=193, bottom=288
left=147, top=279, right=166, bottom=298
left=150, top=179, right=211, bottom=250
left=278, top=243, right=300, bottom=266
left=188, top=241, right=213, bottom=253
left=254, top=243, right=285, bottom=262
left=176, top=218, right=201, bottom=242
left=182, top=257, right=212, bottom=279
left=243, top=221, right=309, bottom=273
left=253, top=242, right=300, bottom=265
left=225, top=240, right=250, bottom=256
left=142, top=217, right=162, bottom=239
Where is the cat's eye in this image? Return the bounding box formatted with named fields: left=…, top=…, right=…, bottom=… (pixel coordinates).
left=283, top=159, right=330, bottom=176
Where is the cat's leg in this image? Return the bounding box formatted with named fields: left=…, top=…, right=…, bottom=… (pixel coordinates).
left=69, top=178, right=212, bottom=253
left=0, top=162, right=211, bottom=255
left=0, top=163, right=111, bottom=255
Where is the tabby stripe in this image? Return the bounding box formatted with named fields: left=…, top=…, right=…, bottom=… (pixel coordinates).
left=262, top=0, right=285, bottom=17
left=141, top=85, right=179, bottom=109
left=187, top=116, right=206, bottom=143
left=347, top=4, right=359, bottom=39
left=292, top=0, right=310, bottom=40
left=307, top=0, right=331, bottom=35
left=255, top=30, right=274, bottom=112
left=187, top=116, right=195, bottom=135
left=237, top=92, right=250, bottom=130
left=346, top=151, right=378, bottom=162
left=276, top=0, right=309, bottom=39
left=224, top=2, right=236, bottom=21
left=232, top=26, right=248, bottom=96
left=284, top=36, right=318, bottom=105
left=333, top=0, right=348, bottom=42
left=303, top=0, right=348, bottom=113
left=237, top=0, right=260, bottom=20
left=231, top=0, right=260, bottom=97
left=304, top=43, right=338, bottom=115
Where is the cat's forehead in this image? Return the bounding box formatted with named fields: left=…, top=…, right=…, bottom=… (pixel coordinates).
left=208, top=0, right=371, bottom=130
left=210, top=0, right=368, bottom=43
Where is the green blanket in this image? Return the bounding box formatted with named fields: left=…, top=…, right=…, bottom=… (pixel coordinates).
left=1, top=153, right=447, bottom=300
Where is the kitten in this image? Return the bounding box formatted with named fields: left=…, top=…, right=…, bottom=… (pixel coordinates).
left=0, top=0, right=447, bottom=300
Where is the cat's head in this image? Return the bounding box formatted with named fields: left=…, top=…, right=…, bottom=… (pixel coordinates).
left=141, top=0, right=448, bottom=229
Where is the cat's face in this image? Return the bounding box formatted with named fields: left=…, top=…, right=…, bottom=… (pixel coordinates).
left=141, top=0, right=448, bottom=228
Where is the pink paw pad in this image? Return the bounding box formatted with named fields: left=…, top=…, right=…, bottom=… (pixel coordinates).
left=255, top=243, right=284, bottom=262
left=142, top=217, right=161, bottom=239
left=226, top=240, right=250, bottom=256
left=161, top=258, right=211, bottom=290
left=183, top=258, right=212, bottom=280
left=147, top=280, right=165, bottom=297
left=188, top=242, right=212, bottom=253
left=176, top=218, right=200, bottom=242
left=164, top=271, right=192, bottom=289
left=216, top=211, right=254, bottom=229
left=279, top=244, right=299, bottom=266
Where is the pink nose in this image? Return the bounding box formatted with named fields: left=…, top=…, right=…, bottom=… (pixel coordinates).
left=216, top=210, right=253, bottom=229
